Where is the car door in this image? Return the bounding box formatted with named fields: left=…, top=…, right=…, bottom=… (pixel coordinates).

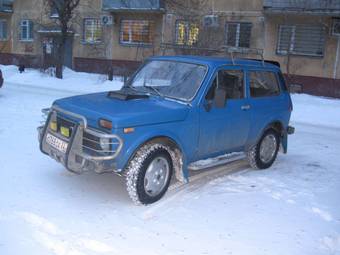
left=246, top=69, right=288, bottom=146
left=197, top=67, right=251, bottom=159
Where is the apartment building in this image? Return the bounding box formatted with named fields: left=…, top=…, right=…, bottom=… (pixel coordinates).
left=0, top=0, right=339, bottom=97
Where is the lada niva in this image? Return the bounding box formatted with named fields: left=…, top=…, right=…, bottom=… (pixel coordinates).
left=38, top=56, right=294, bottom=205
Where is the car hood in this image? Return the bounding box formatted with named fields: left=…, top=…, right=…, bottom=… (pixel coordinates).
left=53, top=92, right=190, bottom=129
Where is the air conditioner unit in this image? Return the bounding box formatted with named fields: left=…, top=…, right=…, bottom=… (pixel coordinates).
left=203, top=15, right=219, bottom=28
left=332, top=18, right=340, bottom=36
left=101, top=15, right=114, bottom=26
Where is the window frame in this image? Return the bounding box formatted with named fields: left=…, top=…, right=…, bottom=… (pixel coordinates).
left=225, top=22, right=252, bottom=48
left=83, top=18, right=102, bottom=44
left=205, top=68, right=246, bottom=104
left=276, top=24, right=326, bottom=57
left=248, top=70, right=281, bottom=98
left=119, top=19, right=155, bottom=46
left=175, top=20, right=200, bottom=46
left=0, top=19, right=8, bottom=41
left=20, top=19, right=33, bottom=42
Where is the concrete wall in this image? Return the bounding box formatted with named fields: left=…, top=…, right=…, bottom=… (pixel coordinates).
left=264, top=15, right=340, bottom=80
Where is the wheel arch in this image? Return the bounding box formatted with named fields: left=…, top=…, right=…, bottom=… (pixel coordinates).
left=247, top=120, right=286, bottom=151
left=122, top=134, right=188, bottom=183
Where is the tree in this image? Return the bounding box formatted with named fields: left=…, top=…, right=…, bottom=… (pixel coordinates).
left=45, top=0, right=80, bottom=79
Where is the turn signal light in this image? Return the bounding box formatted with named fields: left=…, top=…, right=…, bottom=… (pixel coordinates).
left=124, top=127, right=135, bottom=134
left=99, top=119, right=113, bottom=130
left=50, top=121, right=57, bottom=131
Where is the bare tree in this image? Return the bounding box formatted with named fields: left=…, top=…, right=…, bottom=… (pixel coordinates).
left=45, top=0, right=80, bottom=79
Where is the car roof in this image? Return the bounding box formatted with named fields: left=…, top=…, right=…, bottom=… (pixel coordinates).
left=150, top=55, right=281, bottom=70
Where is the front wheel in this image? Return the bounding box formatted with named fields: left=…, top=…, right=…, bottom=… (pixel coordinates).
left=126, top=143, right=173, bottom=205
left=247, top=129, right=280, bottom=170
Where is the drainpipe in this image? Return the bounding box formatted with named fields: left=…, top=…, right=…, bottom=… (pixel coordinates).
left=334, top=37, right=340, bottom=79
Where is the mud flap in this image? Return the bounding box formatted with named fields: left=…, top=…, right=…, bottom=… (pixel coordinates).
left=282, top=132, right=288, bottom=154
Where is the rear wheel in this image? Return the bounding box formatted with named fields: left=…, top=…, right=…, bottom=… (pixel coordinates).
left=247, top=129, right=280, bottom=170
left=126, top=143, right=173, bottom=205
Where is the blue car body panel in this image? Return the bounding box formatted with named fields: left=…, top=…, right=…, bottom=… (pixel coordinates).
left=50, top=56, right=292, bottom=179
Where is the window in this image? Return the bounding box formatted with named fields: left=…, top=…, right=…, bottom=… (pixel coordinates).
left=277, top=24, right=326, bottom=57
left=0, top=20, right=7, bottom=40
left=120, top=20, right=154, bottom=45
left=206, top=70, right=244, bottom=102
left=175, top=20, right=199, bottom=46
left=20, top=20, right=33, bottom=41
left=249, top=71, right=280, bottom=98
left=83, top=18, right=102, bottom=43
left=225, top=22, right=252, bottom=48
left=129, top=60, right=207, bottom=101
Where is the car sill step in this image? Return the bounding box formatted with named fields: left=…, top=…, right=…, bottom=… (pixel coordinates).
left=188, top=152, right=245, bottom=171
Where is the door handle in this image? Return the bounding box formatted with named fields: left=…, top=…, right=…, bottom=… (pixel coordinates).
left=241, top=105, right=251, bottom=110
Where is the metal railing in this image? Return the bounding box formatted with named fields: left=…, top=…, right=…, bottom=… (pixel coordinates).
left=264, top=0, right=340, bottom=14
left=102, top=0, right=165, bottom=12
left=160, top=43, right=265, bottom=65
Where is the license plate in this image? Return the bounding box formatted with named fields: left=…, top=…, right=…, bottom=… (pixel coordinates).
left=46, top=133, right=68, bottom=154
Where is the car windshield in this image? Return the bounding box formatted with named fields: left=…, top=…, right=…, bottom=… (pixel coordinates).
left=127, top=60, right=207, bottom=101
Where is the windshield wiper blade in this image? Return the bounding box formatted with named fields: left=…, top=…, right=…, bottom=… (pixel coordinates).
left=144, top=85, right=164, bottom=98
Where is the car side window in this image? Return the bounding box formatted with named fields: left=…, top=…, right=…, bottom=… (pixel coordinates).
left=205, top=70, right=244, bottom=102
left=249, top=71, right=280, bottom=98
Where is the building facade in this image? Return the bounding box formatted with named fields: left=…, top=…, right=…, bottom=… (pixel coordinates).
left=0, top=0, right=340, bottom=97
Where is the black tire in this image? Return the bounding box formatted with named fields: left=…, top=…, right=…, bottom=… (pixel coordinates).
left=247, top=129, right=280, bottom=170
left=126, top=143, right=173, bottom=205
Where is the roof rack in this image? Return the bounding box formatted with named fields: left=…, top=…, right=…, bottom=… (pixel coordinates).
left=160, top=43, right=277, bottom=67
left=160, top=43, right=221, bottom=55
left=221, top=46, right=265, bottom=66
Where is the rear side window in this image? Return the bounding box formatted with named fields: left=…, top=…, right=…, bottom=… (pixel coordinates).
left=249, top=71, right=280, bottom=98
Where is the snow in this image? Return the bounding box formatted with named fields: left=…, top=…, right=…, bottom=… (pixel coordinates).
left=0, top=65, right=123, bottom=94
left=0, top=65, right=340, bottom=255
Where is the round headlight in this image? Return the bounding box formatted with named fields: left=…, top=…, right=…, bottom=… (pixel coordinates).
left=100, top=138, right=110, bottom=151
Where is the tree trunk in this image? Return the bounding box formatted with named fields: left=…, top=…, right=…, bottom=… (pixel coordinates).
left=55, top=43, right=65, bottom=79
left=55, top=26, right=68, bottom=79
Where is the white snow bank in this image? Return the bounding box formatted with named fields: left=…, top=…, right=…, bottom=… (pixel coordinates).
left=0, top=64, right=124, bottom=94
left=291, top=94, right=340, bottom=128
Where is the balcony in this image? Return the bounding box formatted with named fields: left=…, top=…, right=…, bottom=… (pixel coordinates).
left=103, top=0, right=165, bottom=13
left=264, top=0, right=340, bottom=15
left=0, top=0, right=13, bottom=13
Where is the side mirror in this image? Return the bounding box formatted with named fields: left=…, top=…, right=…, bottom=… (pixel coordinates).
left=214, top=88, right=226, bottom=108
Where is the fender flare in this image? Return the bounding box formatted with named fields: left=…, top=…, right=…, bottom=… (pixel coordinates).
left=246, top=120, right=286, bottom=152
left=121, top=132, right=189, bottom=183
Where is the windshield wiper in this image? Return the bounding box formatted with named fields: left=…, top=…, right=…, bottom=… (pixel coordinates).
left=144, top=85, right=164, bottom=98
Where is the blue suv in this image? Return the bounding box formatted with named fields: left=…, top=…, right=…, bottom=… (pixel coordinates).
left=38, top=56, right=294, bottom=205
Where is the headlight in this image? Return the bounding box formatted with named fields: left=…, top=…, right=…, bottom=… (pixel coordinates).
left=100, top=138, right=111, bottom=151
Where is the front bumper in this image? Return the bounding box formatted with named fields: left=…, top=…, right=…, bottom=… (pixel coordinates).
left=38, top=106, right=123, bottom=174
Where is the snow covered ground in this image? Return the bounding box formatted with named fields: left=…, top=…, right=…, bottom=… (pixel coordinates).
left=0, top=66, right=340, bottom=255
